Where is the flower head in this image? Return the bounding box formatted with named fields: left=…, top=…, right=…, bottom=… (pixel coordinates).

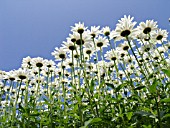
left=94, top=36, right=109, bottom=49
left=21, top=56, right=32, bottom=69
left=62, top=40, right=76, bottom=51
left=152, top=29, right=168, bottom=44
left=111, top=15, right=137, bottom=41
left=31, top=57, right=44, bottom=68
left=15, top=68, right=31, bottom=81
left=137, top=20, right=158, bottom=35
left=102, top=26, right=111, bottom=36
left=71, top=22, right=87, bottom=34
left=87, top=26, right=101, bottom=38
left=51, top=47, right=67, bottom=61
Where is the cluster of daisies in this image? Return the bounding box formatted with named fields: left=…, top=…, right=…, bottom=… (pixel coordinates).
left=0, top=15, right=169, bottom=126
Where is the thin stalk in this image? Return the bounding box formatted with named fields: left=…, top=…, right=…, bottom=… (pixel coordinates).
left=154, top=95, right=162, bottom=128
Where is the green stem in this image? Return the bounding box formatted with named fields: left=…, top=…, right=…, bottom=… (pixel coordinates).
left=154, top=95, right=162, bottom=128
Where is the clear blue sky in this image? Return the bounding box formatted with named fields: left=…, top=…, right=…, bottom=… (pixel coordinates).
left=0, top=0, right=170, bottom=71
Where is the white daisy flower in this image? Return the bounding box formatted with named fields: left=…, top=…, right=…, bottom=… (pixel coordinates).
left=152, top=29, right=168, bottom=44
left=111, top=15, right=137, bottom=41
left=51, top=47, right=67, bottom=61
left=31, top=57, right=44, bottom=68
left=136, top=20, right=158, bottom=35
left=21, top=56, right=32, bottom=69
left=71, top=22, right=87, bottom=34
left=102, top=26, right=111, bottom=36
left=104, top=49, right=118, bottom=61
left=87, top=26, right=101, bottom=38
left=6, top=70, right=16, bottom=81
left=15, top=68, right=31, bottom=81
left=94, top=35, right=109, bottom=49
left=62, top=40, right=76, bottom=51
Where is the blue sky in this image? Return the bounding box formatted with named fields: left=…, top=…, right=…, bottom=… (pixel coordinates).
left=0, top=0, right=170, bottom=71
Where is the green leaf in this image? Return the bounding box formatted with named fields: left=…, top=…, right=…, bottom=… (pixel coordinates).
left=105, top=83, right=114, bottom=89
left=162, top=69, right=170, bottom=78
left=90, top=79, right=95, bottom=93
left=149, top=79, right=158, bottom=93
left=99, top=80, right=105, bottom=88
left=80, top=118, right=102, bottom=128
left=116, top=83, right=126, bottom=92
left=134, top=111, right=154, bottom=117
left=142, top=125, right=152, bottom=128
left=90, top=118, right=102, bottom=124
left=148, top=73, right=154, bottom=79
left=134, top=86, right=146, bottom=90
left=161, top=98, right=170, bottom=103
left=80, top=119, right=92, bottom=128
left=18, top=103, right=25, bottom=113
left=162, top=113, right=170, bottom=119
left=43, top=98, right=51, bottom=105
left=30, top=113, right=40, bottom=117
left=127, top=112, right=133, bottom=120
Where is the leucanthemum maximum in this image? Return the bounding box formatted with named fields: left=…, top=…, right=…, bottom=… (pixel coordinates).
left=111, top=15, right=137, bottom=41
left=136, top=20, right=158, bottom=35
left=102, top=26, right=111, bottom=36
left=104, top=49, right=118, bottom=61
left=152, top=28, right=168, bottom=44
left=15, top=68, right=31, bottom=81
left=87, top=26, right=101, bottom=38
left=31, top=57, right=44, bottom=68
left=94, top=35, right=109, bottom=50
left=62, top=40, right=76, bottom=51
left=21, top=56, right=32, bottom=69
left=117, top=41, right=134, bottom=51
left=71, top=22, right=87, bottom=34
left=6, top=70, right=16, bottom=81
left=51, top=47, right=67, bottom=61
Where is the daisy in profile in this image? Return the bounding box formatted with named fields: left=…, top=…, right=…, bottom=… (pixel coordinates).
left=15, top=68, right=31, bottom=81
left=43, top=59, right=56, bottom=68
left=87, top=26, right=101, bottom=38
left=94, top=35, right=109, bottom=50
left=83, top=47, right=95, bottom=56
left=64, top=58, right=75, bottom=68
left=6, top=70, right=16, bottom=81
left=104, top=49, right=118, bottom=61
left=136, top=20, right=158, bottom=35
left=31, top=57, right=44, bottom=69
left=124, top=55, right=135, bottom=64
left=152, top=29, right=168, bottom=44
left=62, top=40, right=76, bottom=52
left=57, top=61, right=69, bottom=70
left=117, top=41, right=134, bottom=51
left=67, top=32, right=77, bottom=42
left=42, top=59, right=56, bottom=73
left=83, top=47, right=95, bottom=61
left=102, top=26, right=111, bottom=36
left=21, top=56, right=32, bottom=69
left=71, top=22, right=87, bottom=34
left=111, top=15, right=137, bottom=41
left=51, top=47, right=67, bottom=61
